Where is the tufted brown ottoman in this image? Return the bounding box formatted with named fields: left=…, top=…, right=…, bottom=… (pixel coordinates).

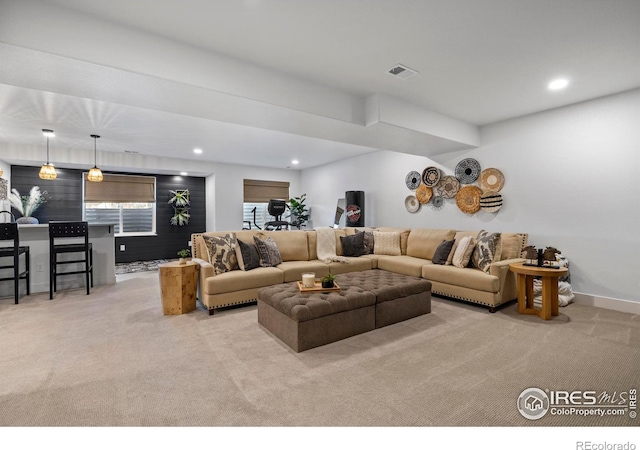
left=258, top=269, right=431, bottom=352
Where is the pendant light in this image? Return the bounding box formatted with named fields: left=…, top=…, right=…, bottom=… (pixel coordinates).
left=87, top=134, right=103, bottom=182
left=39, top=129, right=57, bottom=180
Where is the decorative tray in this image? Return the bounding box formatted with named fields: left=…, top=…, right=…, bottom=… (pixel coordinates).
left=297, top=281, right=341, bottom=292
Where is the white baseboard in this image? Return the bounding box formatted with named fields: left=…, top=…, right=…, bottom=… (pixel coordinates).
left=573, top=292, right=640, bottom=315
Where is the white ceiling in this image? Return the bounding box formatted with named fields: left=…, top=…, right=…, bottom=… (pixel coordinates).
left=0, top=0, right=638, bottom=174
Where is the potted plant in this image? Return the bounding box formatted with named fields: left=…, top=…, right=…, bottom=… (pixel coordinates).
left=288, top=194, right=309, bottom=229
left=177, top=248, right=191, bottom=265
left=321, top=272, right=336, bottom=289
left=9, top=186, right=48, bottom=224
left=168, top=189, right=190, bottom=207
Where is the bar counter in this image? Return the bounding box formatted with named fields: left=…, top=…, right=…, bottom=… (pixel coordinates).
left=0, top=222, right=116, bottom=298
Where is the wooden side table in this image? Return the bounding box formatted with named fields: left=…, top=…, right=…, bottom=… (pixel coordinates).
left=159, top=261, right=199, bottom=315
left=509, top=262, right=568, bottom=320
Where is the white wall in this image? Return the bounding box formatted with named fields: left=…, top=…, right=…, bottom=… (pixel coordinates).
left=302, top=89, right=640, bottom=305
left=210, top=163, right=302, bottom=231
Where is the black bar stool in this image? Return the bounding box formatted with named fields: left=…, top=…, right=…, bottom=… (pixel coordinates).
left=49, top=221, right=93, bottom=299
left=0, top=223, right=30, bottom=304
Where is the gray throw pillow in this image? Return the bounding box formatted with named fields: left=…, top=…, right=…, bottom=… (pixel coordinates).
left=432, top=239, right=455, bottom=265
left=340, top=232, right=366, bottom=257
left=237, top=239, right=260, bottom=271
left=253, top=236, right=283, bottom=267
left=362, top=231, right=374, bottom=254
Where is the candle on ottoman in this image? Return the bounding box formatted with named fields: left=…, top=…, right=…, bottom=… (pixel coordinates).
left=302, top=273, right=315, bottom=287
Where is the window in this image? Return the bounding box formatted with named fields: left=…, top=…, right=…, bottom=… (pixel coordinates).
left=243, top=179, right=289, bottom=230
left=83, top=174, right=156, bottom=236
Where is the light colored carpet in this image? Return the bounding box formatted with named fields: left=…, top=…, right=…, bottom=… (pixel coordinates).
left=0, top=271, right=638, bottom=428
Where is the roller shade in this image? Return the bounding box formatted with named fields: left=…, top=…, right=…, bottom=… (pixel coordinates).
left=243, top=179, right=289, bottom=203
left=84, top=174, right=156, bottom=203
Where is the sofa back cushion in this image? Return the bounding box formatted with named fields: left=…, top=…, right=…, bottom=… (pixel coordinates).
left=406, top=228, right=456, bottom=260
left=500, top=233, right=528, bottom=260
left=192, top=230, right=257, bottom=261
left=257, top=230, right=309, bottom=261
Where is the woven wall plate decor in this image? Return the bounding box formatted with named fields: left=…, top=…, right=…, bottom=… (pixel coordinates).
left=405, top=195, right=420, bottom=213
left=480, top=191, right=503, bottom=213
left=436, top=175, right=460, bottom=198
left=405, top=171, right=422, bottom=190
left=421, top=166, right=441, bottom=187
left=479, top=168, right=505, bottom=192
left=430, top=195, right=444, bottom=210
left=455, top=158, right=481, bottom=184
left=455, top=185, right=483, bottom=214
left=415, top=184, right=433, bottom=204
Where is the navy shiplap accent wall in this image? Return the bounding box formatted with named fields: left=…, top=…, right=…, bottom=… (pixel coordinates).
left=10, top=166, right=206, bottom=263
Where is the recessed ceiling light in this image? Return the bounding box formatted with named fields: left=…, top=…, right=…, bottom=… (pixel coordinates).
left=193, top=148, right=203, bottom=154
left=291, top=160, right=299, bottom=165
left=180, top=172, right=188, bottom=176
left=548, top=78, right=569, bottom=90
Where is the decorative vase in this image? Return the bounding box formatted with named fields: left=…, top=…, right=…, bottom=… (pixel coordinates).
left=321, top=280, right=334, bottom=289
left=179, top=257, right=187, bottom=265
left=16, top=216, right=39, bottom=224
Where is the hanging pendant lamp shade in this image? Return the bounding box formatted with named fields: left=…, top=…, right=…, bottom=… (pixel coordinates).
left=39, top=129, right=57, bottom=180
left=87, top=134, right=103, bottom=182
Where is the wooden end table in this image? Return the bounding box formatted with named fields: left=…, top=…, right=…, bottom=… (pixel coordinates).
left=509, top=262, right=568, bottom=320
left=159, top=260, right=199, bottom=315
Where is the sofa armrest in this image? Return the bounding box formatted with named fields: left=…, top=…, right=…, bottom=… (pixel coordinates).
left=489, top=258, right=525, bottom=302
left=192, top=257, right=214, bottom=296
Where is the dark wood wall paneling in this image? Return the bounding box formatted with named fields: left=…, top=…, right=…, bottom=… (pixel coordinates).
left=10, top=165, right=206, bottom=263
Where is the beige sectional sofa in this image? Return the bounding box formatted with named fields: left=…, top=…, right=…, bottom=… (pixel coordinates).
left=191, top=227, right=527, bottom=315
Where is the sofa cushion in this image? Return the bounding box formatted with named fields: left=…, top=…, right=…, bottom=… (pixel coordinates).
left=406, top=228, right=456, bottom=260
left=236, top=238, right=260, bottom=271
left=204, top=267, right=284, bottom=295
left=340, top=232, right=366, bottom=257
left=422, top=264, right=499, bottom=293
left=328, top=256, right=372, bottom=274
left=373, top=231, right=401, bottom=256
left=378, top=255, right=428, bottom=278
left=254, top=236, right=283, bottom=267
left=277, top=260, right=330, bottom=283
left=500, top=232, right=527, bottom=260
left=452, top=236, right=475, bottom=268
left=203, top=234, right=239, bottom=275
left=471, top=230, right=502, bottom=273
left=258, top=230, right=309, bottom=261
left=432, top=239, right=455, bottom=265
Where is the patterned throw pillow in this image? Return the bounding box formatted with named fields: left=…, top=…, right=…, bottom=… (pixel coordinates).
left=471, top=230, right=502, bottom=273
left=253, top=236, right=283, bottom=267
left=373, top=231, right=401, bottom=256
left=340, top=232, right=366, bottom=257
left=432, top=239, right=455, bottom=265
left=236, top=239, right=260, bottom=271
left=203, top=234, right=239, bottom=275
left=452, top=236, right=476, bottom=268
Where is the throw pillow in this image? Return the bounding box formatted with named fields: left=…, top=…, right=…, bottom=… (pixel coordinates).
left=340, top=232, right=366, bottom=257
left=373, top=231, right=401, bottom=256
left=236, top=239, right=260, bottom=271
left=253, top=236, right=283, bottom=267
left=362, top=231, right=374, bottom=254
left=203, top=234, right=239, bottom=275
left=471, top=230, right=502, bottom=273
left=452, top=236, right=476, bottom=268
left=432, top=239, right=455, bottom=265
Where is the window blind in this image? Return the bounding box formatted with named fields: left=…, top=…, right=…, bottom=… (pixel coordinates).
left=243, top=179, right=289, bottom=203
left=84, top=174, right=156, bottom=203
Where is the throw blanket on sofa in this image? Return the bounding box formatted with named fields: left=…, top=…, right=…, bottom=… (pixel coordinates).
left=316, top=227, right=349, bottom=264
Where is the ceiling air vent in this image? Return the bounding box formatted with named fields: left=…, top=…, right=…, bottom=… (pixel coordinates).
left=387, top=64, right=419, bottom=80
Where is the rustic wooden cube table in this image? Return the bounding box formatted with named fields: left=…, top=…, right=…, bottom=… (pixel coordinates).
left=159, top=260, right=199, bottom=315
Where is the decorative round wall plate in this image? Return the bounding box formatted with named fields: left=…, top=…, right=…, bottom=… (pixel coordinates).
left=455, top=185, right=483, bottom=214
left=480, top=190, right=503, bottom=213
left=455, top=158, right=481, bottom=184
left=421, top=166, right=441, bottom=187
left=430, top=195, right=444, bottom=210
left=479, top=168, right=505, bottom=192
left=436, top=175, right=460, bottom=198
left=405, top=195, right=420, bottom=213
left=405, top=171, right=422, bottom=190
left=415, top=184, right=433, bottom=204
